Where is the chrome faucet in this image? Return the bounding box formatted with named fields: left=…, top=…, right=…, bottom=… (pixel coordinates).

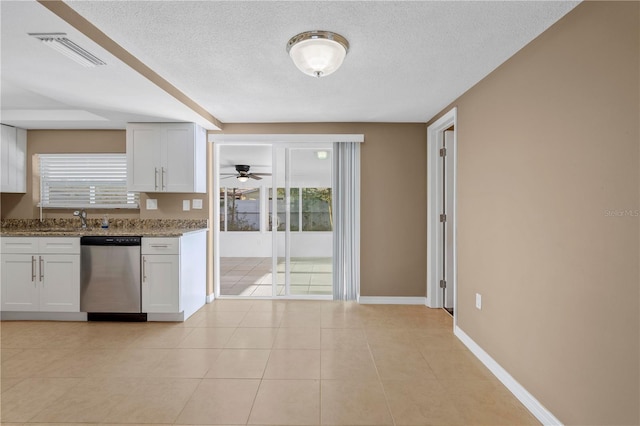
left=73, top=209, right=88, bottom=228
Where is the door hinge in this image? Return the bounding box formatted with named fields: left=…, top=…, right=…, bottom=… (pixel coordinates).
left=439, top=147, right=447, bottom=157
left=439, top=214, right=447, bottom=223
left=439, top=279, right=446, bottom=289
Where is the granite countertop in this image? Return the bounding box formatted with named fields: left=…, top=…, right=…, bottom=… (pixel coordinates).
left=0, top=219, right=208, bottom=238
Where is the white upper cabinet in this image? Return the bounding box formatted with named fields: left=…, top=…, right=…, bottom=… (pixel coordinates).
left=126, top=122, right=206, bottom=193
left=1, top=124, right=27, bottom=193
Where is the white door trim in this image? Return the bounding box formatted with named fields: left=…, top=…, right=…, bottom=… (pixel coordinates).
left=426, top=108, right=457, bottom=312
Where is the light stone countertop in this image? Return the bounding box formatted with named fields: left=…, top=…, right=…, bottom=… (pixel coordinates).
left=0, top=227, right=207, bottom=238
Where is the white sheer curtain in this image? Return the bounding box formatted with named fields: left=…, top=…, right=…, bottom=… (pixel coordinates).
left=332, top=142, right=361, bottom=300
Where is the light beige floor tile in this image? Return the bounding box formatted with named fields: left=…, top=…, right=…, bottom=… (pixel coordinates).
left=321, top=328, right=368, bottom=351
left=1, top=348, right=72, bottom=378
left=149, top=348, right=221, bottom=378
left=225, top=327, right=278, bottom=349
left=280, top=311, right=322, bottom=328
left=321, top=380, right=393, bottom=425
left=321, top=312, right=363, bottom=329
left=382, top=379, right=466, bottom=425
left=370, top=347, right=436, bottom=381
left=206, top=349, right=270, bottom=379
left=37, top=349, right=119, bottom=378
left=321, top=350, right=379, bottom=381
left=0, top=377, right=24, bottom=393
left=264, top=349, right=321, bottom=379
left=0, top=377, right=81, bottom=422
left=249, top=379, right=320, bottom=425
left=176, top=378, right=260, bottom=425
left=197, top=310, right=248, bottom=327
left=248, top=300, right=288, bottom=313
left=421, top=349, right=493, bottom=381
left=284, top=301, right=324, bottom=313
left=177, top=327, right=236, bottom=348
left=208, top=300, right=255, bottom=311
left=274, top=327, right=321, bottom=349
left=128, top=326, right=196, bottom=348
left=365, top=328, right=417, bottom=350
left=0, top=348, right=24, bottom=363
left=445, top=379, right=540, bottom=425
left=102, top=377, right=199, bottom=424
left=91, top=348, right=170, bottom=377
left=239, top=311, right=284, bottom=328
left=409, top=330, right=467, bottom=353
left=30, top=377, right=137, bottom=423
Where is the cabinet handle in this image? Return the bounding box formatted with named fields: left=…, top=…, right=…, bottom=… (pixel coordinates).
left=154, top=167, right=159, bottom=191
left=142, top=256, right=147, bottom=282
left=150, top=244, right=169, bottom=248
left=31, top=256, right=36, bottom=282
left=161, top=167, right=166, bottom=190
left=39, top=256, right=44, bottom=282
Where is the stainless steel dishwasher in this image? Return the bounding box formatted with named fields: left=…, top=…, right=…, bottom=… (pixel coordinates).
left=80, top=236, right=145, bottom=321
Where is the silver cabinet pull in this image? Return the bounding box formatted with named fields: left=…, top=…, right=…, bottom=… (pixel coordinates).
left=39, top=256, right=44, bottom=282
left=31, top=256, right=36, bottom=282
left=161, top=167, right=166, bottom=190
left=150, top=244, right=169, bottom=248
left=142, top=256, right=147, bottom=282
left=154, top=167, right=159, bottom=191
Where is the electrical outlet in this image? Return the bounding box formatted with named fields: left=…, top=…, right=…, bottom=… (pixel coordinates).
left=182, top=200, right=191, bottom=211
left=192, top=199, right=203, bottom=209
left=475, top=293, right=482, bottom=310
left=146, top=199, right=157, bottom=210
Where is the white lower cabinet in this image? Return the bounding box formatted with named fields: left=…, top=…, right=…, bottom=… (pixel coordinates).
left=142, top=254, right=180, bottom=313
left=1, top=237, right=80, bottom=312
left=141, top=231, right=206, bottom=320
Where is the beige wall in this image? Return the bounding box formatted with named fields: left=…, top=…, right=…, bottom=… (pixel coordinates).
left=213, top=123, right=428, bottom=298
left=428, top=2, right=639, bottom=424
left=0, top=129, right=208, bottom=221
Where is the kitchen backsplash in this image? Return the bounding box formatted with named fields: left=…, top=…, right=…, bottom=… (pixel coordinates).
left=1, top=218, right=208, bottom=230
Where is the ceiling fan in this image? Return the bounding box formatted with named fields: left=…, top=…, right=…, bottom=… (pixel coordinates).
left=221, top=164, right=271, bottom=182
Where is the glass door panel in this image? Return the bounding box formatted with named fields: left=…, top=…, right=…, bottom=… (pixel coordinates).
left=218, top=145, right=273, bottom=297
left=280, top=147, right=333, bottom=297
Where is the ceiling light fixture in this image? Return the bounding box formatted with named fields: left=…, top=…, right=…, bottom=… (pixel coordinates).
left=287, top=31, right=349, bottom=78
left=29, top=33, right=106, bottom=67
left=236, top=176, right=249, bottom=183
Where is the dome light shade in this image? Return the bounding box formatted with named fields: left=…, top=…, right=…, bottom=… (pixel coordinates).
left=236, top=176, right=249, bottom=183
left=287, top=31, right=349, bottom=78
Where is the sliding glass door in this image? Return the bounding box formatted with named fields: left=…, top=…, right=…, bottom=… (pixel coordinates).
left=218, top=143, right=333, bottom=298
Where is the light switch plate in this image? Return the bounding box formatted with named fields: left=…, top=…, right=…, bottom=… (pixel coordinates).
left=192, top=199, right=203, bottom=209
left=146, top=199, right=158, bottom=210
left=183, top=200, right=191, bottom=211
left=475, top=293, right=482, bottom=310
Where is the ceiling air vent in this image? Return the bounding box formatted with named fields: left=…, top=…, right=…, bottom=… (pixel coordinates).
left=29, top=32, right=106, bottom=67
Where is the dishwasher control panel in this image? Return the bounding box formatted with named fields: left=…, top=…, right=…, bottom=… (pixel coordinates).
left=81, top=236, right=142, bottom=246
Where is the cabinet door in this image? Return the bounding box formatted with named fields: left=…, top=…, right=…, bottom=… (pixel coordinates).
left=127, top=125, right=162, bottom=192
left=142, top=255, right=180, bottom=313
left=39, top=255, right=80, bottom=312
left=1, top=254, right=39, bottom=311
left=163, top=124, right=195, bottom=192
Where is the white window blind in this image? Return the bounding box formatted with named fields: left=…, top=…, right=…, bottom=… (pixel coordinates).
left=39, top=153, right=139, bottom=209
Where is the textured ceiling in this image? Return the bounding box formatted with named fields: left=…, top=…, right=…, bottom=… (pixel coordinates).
left=1, top=0, right=580, bottom=129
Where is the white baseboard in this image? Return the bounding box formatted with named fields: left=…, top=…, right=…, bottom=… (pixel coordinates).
left=358, top=296, right=427, bottom=305
left=454, top=326, right=563, bottom=426
left=206, top=293, right=215, bottom=303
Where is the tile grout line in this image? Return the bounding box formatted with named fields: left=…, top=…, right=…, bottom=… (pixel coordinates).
left=365, top=328, right=397, bottom=426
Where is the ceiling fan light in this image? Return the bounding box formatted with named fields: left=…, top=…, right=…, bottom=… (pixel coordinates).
left=237, top=176, right=249, bottom=183
left=287, top=31, right=349, bottom=78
